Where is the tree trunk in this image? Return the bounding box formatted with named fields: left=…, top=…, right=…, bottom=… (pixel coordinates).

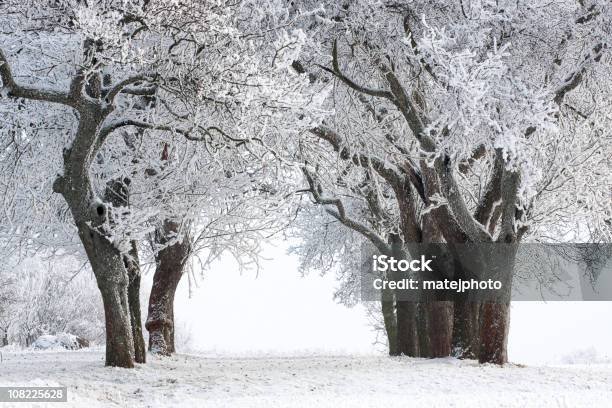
left=128, top=270, right=146, bottom=363
left=61, top=160, right=136, bottom=368
left=478, top=301, right=510, bottom=364
left=452, top=301, right=480, bottom=359
left=388, top=235, right=420, bottom=357
left=126, top=242, right=146, bottom=364
left=77, top=221, right=135, bottom=368
left=424, top=301, right=453, bottom=357
left=146, top=220, right=190, bottom=355
left=477, top=245, right=516, bottom=364
left=103, top=180, right=146, bottom=364
left=396, top=300, right=419, bottom=356
left=98, top=281, right=135, bottom=367
left=419, top=215, right=453, bottom=358
left=381, top=293, right=399, bottom=356
left=417, top=302, right=430, bottom=357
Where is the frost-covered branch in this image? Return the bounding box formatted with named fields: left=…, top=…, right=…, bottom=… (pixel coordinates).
left=0, top=48, right=73, bottom=107
left=553, top=42, right=606, bottom=106
left=104, top=74, right=157, bottom=102
left=473, top=150, right=504, bottom=232
left=310, top=126, right=404, bottom=188
left=498, top=169, right=521, bottom=243
left=318, top=39, right=393, bottom=100
left=302, top=166, right=390, bottom=254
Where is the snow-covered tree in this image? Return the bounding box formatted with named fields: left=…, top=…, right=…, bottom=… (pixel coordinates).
left=0, top=0, right=325, bottom=367
left=291, top=0, right=611, bottom=363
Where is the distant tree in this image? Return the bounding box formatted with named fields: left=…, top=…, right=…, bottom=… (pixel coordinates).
left=0, top=257, right=104, bottom=347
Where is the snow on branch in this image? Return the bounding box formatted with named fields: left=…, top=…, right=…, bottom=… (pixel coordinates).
left=309, top=126, right=404, bottom=189
left=317, top=39, right=393, bottom=100
left=104, top=73, right=158, bottom=102
left=0, top=48, right=73, bottom=107
left=473, top=150, right=505, bottom=230
left=553, top=42, right=606, bottom=106
left=302, top=166, right=390, bottom=255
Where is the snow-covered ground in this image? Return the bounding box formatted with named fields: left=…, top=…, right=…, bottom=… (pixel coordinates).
left=1, top=348, right=611, bottom=407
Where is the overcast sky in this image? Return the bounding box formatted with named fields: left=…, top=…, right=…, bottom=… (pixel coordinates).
left=144, top=241, right=612, bottom=365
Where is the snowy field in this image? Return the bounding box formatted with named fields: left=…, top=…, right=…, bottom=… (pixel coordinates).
left=1, top=348, right=611, bottom=408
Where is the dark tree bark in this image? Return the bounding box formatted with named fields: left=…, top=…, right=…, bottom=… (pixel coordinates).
left=78, top=219, right=135, bottom=368
left=416, top=302, right=430, bottom=357
left=380, top=291, right=399, bottom=356
left=452, top=301, right=481, bottom=359
left=416, top=301, right=454, bottom=358
left=126, top=242, right=146, bottom=363
left=424, top=301, right=453, bottom=357
left=420, top=216, right=454, bottom=358
left=145, top=220, right=190, bottom=355
left=478, top=301, right=510, bottom=364
left=388, top=232, right=420, bottom=357
left=476, top=242, right=516, bottom=364
left=471, top=241, right=517, bottom=364
left=104, top=180, right=146, bottom=364
left=396, top=300, right=419, bottom=356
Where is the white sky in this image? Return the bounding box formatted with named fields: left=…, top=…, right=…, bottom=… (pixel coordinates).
left=151, top=242, right=612, bottom=365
